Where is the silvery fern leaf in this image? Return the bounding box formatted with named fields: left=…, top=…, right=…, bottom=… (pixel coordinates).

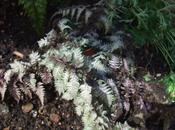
left=37, top=30, right=57, bottom=48
left=109, top=34, right=123, bottom=51
left=54, top=79, right=65, bottom=95
left=20, top=86, right=32, bottom=99
left=38, top=37, right=49, bottom=48
left=96, top=80, right=115, bottom=107
left=85, top=10, right=92, bottom=24
left=52, top=66, right=64, bottom=79
left=40, top=70, right=52, bottom=84
left=82, top=111, right=97, bottom=130
left=71, top=8, right=77, bottom=19
left=54, top=69, right=69, bottom=95
left=29, top=51, right=41, bottom=65
left=107, top=79, right=120, bottom=98
left=59, top=46, right=72, bottom=62
left=91, top=54, right=107, bottom=72
left=0, top=70, right=7, bottom=100
left=4, top=70, right=13, bottom=83
left=62, top=73, right=79, bottom=100
left=98, top=15, right=111, bottom=34
left=40, top=57, right=55, bottom=71
left=76, top=7, right=86, bottom=22
left=46, top=29, right=57, bottom=41
left=109, top=55, right=123, bottom=70
left=36, top=82, right=45, bottom=106
left=78, top=38, right=89, bottom=47
left=9, top=60, right=27, bottom=82
left=75, top=84, right=107, bottom=129
left=29, top=73, right=37, bottom=92
left=12, top=81, right=21, bottom=103
left=72, top=48, right=84, bottom=68
left=95, top=104, right=109, bottom=128
left=58, top=18, right=72, bottom=32
left=10, top=60, right=26, bottom=73
left=62, top=8, right=70, bottom=17
left=0, top=83, right=7, bottom=101
left=91, top=35, right=123, bottom=53
left=80, top=84, right=92, bottom=105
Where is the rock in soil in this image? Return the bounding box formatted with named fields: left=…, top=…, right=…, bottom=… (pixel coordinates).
left=22, top=102, right=33, bottom=113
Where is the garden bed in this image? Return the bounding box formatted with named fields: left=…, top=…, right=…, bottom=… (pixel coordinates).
left=0, top=0, right=175, bottom=130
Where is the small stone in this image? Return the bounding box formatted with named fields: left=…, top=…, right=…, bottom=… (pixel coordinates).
left=50, top=113, right=60, bottom=123
left=22, top=103, right=33, bottom=113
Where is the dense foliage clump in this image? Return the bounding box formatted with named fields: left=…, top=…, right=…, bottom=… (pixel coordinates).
left=1, top=0, right=175, bottom=129
left=107, top=0, right=175, bottom=69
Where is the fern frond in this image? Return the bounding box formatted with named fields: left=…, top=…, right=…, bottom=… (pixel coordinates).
left=53, top=68, right=68, bottom=95
left=18, top=0, right=47, bottom=34
left=10, top=60, right=26, bottom=74
left=62, top=73, right=80, bottom=100
left=76, top=7, right=86, bottom=22
left=0, top=70, right=7, bottom=100
left=36, top=82, right=45, bottom=106
left=40, top=70, right=52, bottom=84
left=4, top=70, right=13, bottom=83
left=91, top=54, right=107, bottom=72
left=29, top=73, right=37, bottom=92
left=75, top=83, right=108, bottom=130
left=109, top=34, right=123, bottom=52
left=109, top=55, right=123, bottom=70
left=0, top=83, right=7, bottom=101
left=79, top=84, right=92, bottom=105
left=20, top=85, right=32, bottom=99
left=40, top=52, right=55, bottom=70
left=9, top=60, right=28, bottom=82
left=85, top=10, right=93, bottom=24
left=38, top=37, right=49, bottom=48
left=95, top=80, right=115, bottom=107
left=58, top=18, right=72, bottom=33
left=72, top=48, right=84, bottom=68
left=12, top=81, right=21, bottom=103
left=29, top=51, right=41, bottom=65
left=97, top=15, right=111, bottom=34
left=29, top=74, right=45, bottom=105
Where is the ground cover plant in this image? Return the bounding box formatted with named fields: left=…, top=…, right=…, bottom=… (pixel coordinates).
left=0, top=0, right=175, bottom=129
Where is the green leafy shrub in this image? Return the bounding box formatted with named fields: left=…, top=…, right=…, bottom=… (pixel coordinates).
left=18, top=0, right=47, bottom=34
left=163, top=72, right=175, bottom=102
left=107, top=0, right=175, bottom=69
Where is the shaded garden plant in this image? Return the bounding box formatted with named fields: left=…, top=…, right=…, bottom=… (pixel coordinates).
left=0, top=1, right=172, bottom=130
left=106, top=0, right=175, bottom=69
